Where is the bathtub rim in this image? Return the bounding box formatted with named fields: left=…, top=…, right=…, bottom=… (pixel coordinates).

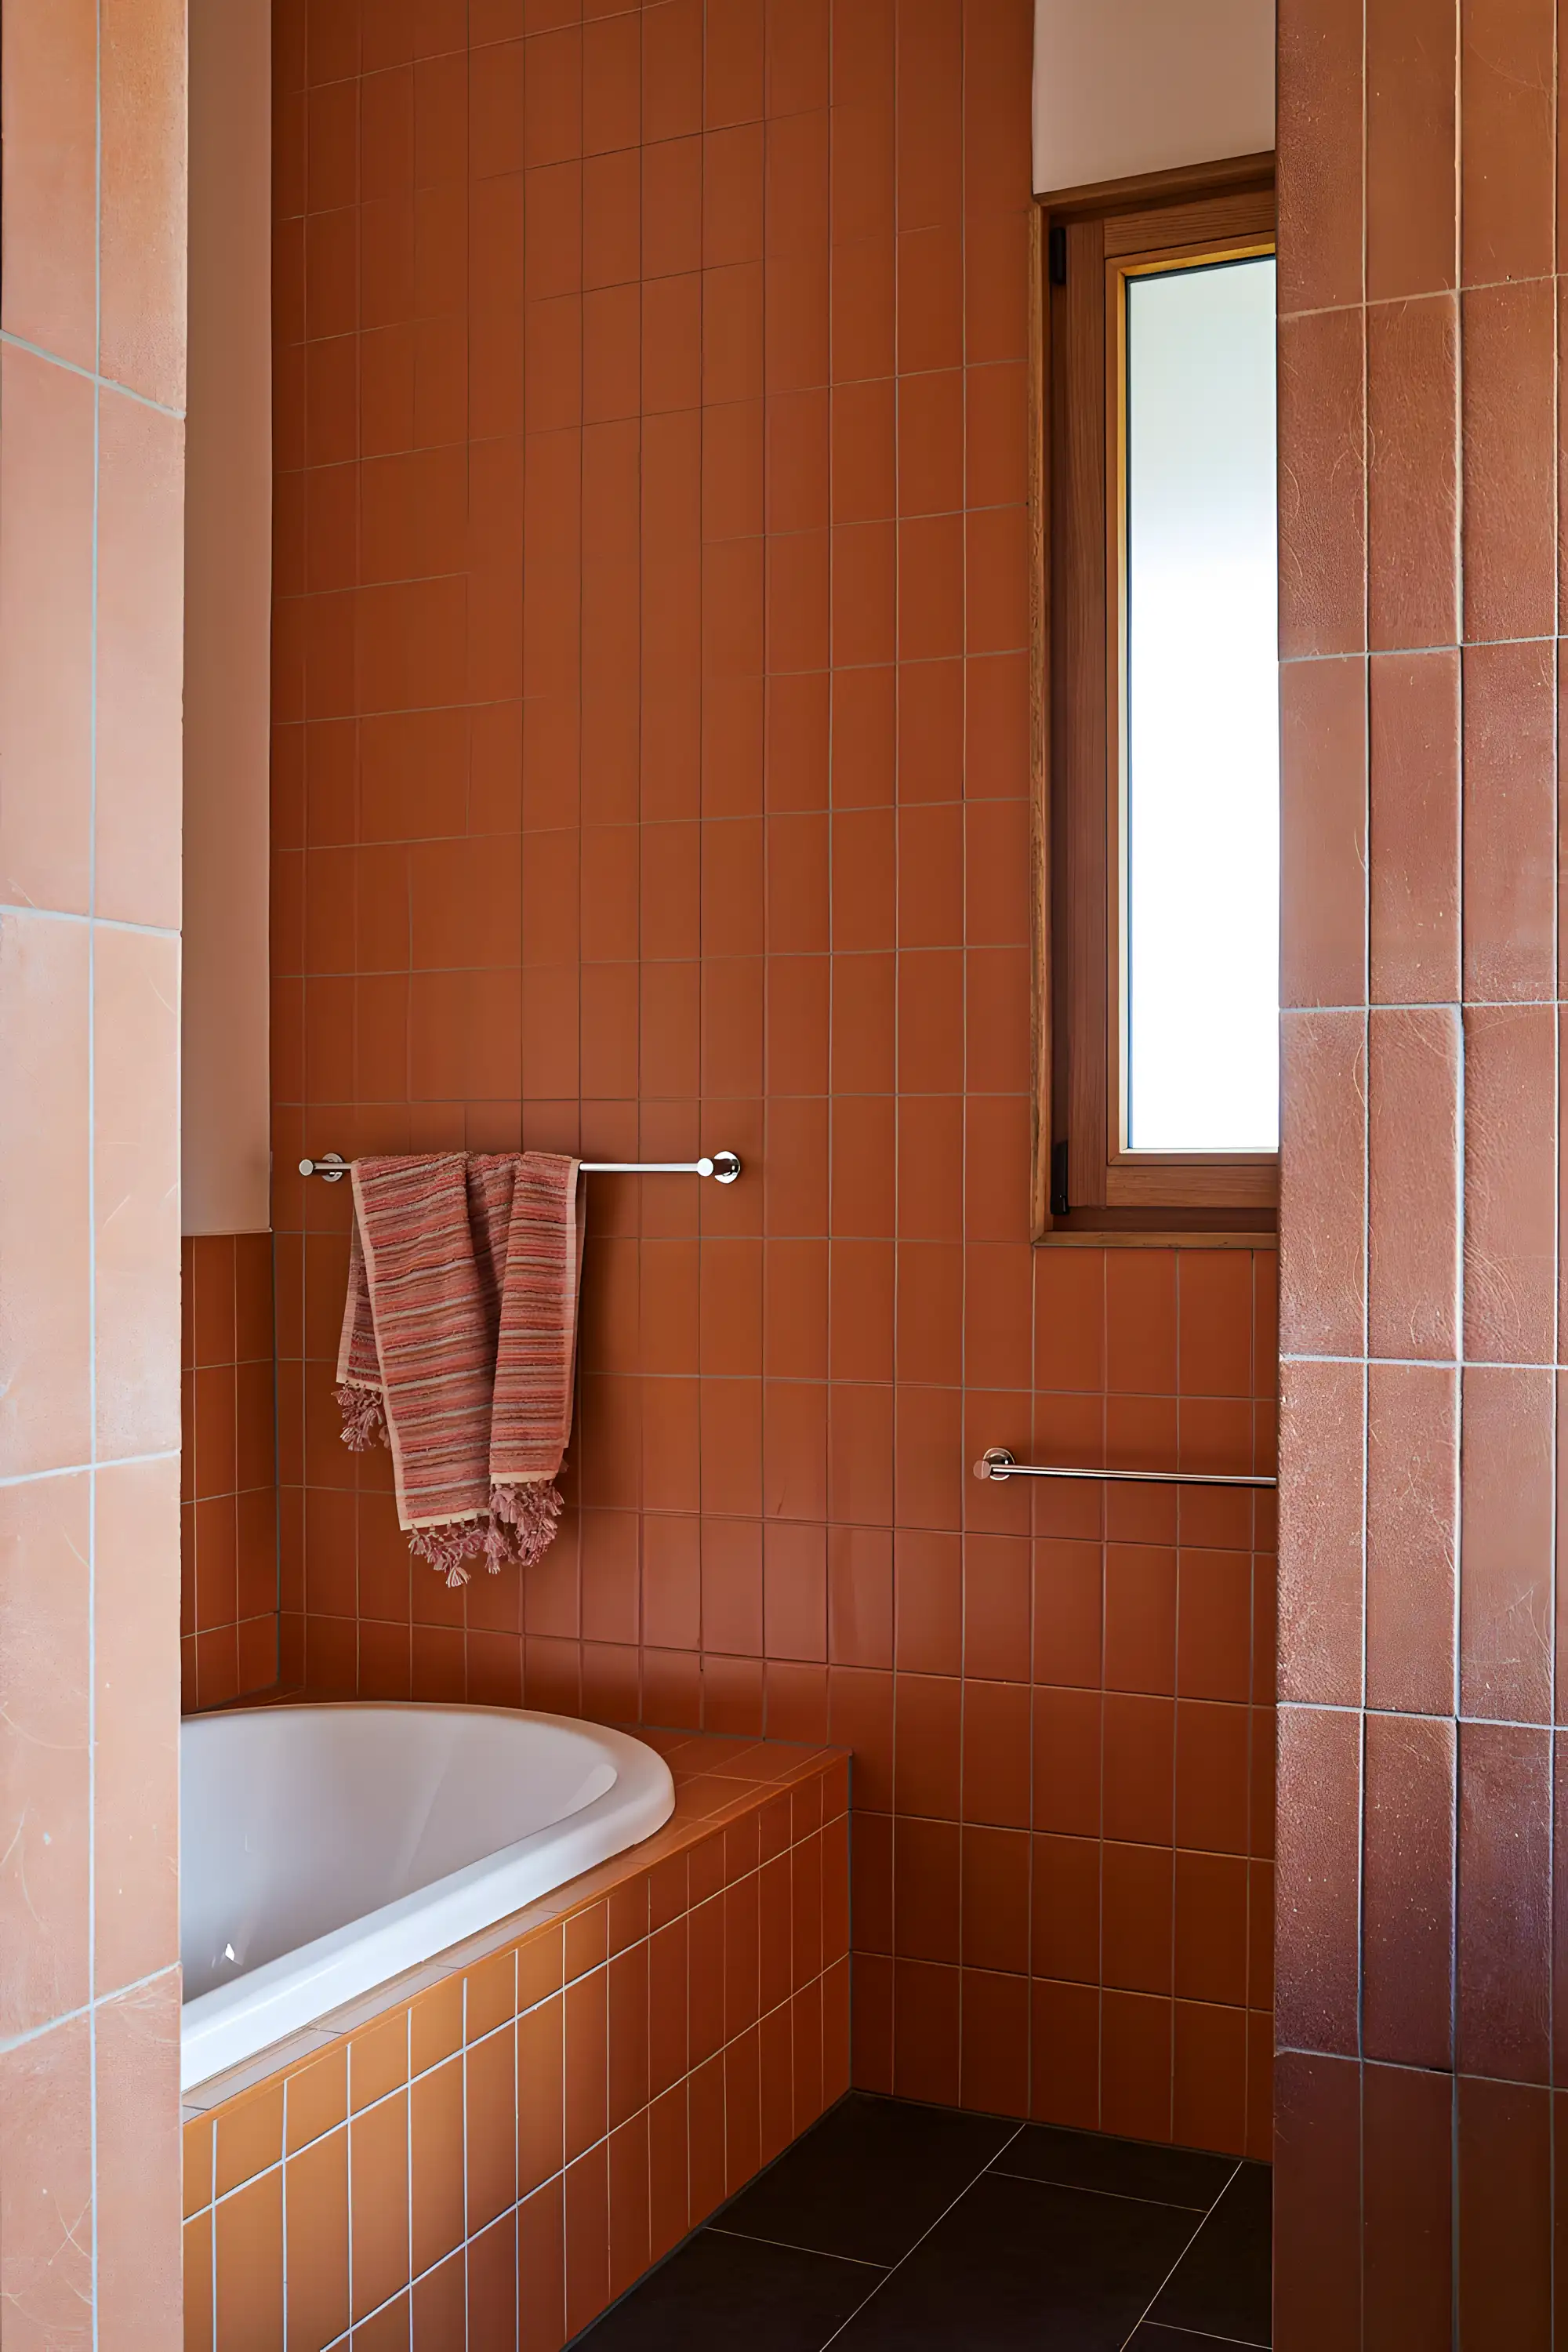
left=180, top=1701, right=675, bottom=2094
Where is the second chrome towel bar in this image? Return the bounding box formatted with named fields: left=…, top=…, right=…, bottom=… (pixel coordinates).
left=974, top=1446, right=1275, bottom=1490
left=299, top=1149, right=742, bottom=1185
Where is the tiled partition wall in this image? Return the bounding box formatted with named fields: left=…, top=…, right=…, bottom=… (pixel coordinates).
left=181, top=1232, right=281, bottom=1708
left=270, top=0, right=1278, bottom=2146
left=0, top=0, right=188, bottom=2339
left=182, top=1737, right=848, bottom=2350
left=1275, top=0, right=1568, bottom=2337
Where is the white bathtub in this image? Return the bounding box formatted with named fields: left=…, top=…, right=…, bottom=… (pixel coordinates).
left=180, top=1703, right=675, bottom=2093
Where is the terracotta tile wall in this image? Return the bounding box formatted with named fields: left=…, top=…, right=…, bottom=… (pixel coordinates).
left=182, top=1737, right=849, bottom=2351
left=0, top=1, right=188, bottom=2339
left=1276, top=0, right=1566, bottom=2334
left=271, top=0, right=1277, bottom=2148
left=181, top=1232, right=281, bottom=1708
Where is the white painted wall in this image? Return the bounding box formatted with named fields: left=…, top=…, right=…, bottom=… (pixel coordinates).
left=182, top=0, right=273, bottom=1234
left=1033, top=0, right=1275, bottom=196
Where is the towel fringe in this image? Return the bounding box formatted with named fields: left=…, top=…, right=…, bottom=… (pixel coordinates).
left=490, top=1479, right=564, bottom=1566
left=408, top=1518, right=488, bottom=1587
left=402, top=1482, right=564, bottom=1588
left=336, top=1383, right=387, bottom=1451
left=481, top=1517, right=516, bottom=1574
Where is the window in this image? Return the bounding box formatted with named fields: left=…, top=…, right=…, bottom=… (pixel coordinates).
left=1033, top=176, right=1279, bottom=1238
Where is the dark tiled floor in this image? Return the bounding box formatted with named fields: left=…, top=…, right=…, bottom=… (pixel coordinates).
left=575, top=2092, right=1272, bottom=2351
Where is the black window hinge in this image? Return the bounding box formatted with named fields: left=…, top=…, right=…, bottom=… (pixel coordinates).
left=1050, top=1139, right=1070, bottom=1218
left=1048, top=225, right=1067, bottom=286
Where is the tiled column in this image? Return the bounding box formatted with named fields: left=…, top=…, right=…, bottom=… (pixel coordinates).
left=0, top=4, right=188, bottom=2339
left=1276, top=0, right=1563, bottom=2337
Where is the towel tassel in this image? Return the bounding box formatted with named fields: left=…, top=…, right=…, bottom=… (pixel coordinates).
left=490, top=1479, right=564, bottom=1567
left=336, top=1383, right=387, bottom=1451
left=408, top=1519, right=489, bottom=1588
left=401, top=1482, right=564, bottom=1588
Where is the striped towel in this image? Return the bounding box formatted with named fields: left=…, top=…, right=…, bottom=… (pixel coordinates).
left=335, top=1152, right=586, bottom=1584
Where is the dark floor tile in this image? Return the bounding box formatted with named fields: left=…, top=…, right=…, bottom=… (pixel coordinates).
left=833, top=2171, right=1203, bottom=2350
left=716, top=2092, right=1021, bottom=2267
left=572, top=2226, right=879, bottom=2350
left=993, top=2123, right=1237, bottom=2213
left=1147, top=2161, right=1272, bottom=2347
left=1130, top=2330, right=1263, bottom=2349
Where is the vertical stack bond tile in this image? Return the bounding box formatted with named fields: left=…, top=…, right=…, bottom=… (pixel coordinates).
left=1278, top=0, right=1566, bottom=2337
left=182, top=1232, right=280, bottom=1708
left=0, top=0, right=188, bottom=2339
left=275, top=0, right=1277, bottom=2147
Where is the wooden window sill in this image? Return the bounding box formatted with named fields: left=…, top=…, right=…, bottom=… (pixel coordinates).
left=1036, top=1211, right=1276, bottom=1249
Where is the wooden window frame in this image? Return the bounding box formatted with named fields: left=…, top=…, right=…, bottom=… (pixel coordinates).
left=1029, top=159, right=1279, bottom=1245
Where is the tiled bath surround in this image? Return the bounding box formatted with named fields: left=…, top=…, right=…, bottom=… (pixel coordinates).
left=263, top=0, right=1279, bottom=2153
left=181, top=1733, right=849, bottom=2350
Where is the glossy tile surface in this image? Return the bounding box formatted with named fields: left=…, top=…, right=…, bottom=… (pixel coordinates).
left=1145, top=2162, right=1272, bottom=2345
left=994, top=2122, right=1235, bottom=2212
left=266, top=0, right=1279, bottom=2161
left=1128, top=2331, right=1258, bottom=2351
left=576, top=2094, right=1269, bottom=2350
left=573, top=2230, right=873, bottom=2352
left=183, top=1736, right=851, bottom=2352
left=717, top=2087, right=1018, bottom=2264
left=833, top=2174, right=1193, bottom=2350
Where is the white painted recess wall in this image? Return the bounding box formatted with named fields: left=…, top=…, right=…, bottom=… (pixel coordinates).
left=182, top=0, right=273, bottom=1236
left=1033, top=0, right=1276, bottom=196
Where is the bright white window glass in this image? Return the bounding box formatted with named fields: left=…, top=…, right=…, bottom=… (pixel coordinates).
left=1123, top=254, right=1279, bottom=1151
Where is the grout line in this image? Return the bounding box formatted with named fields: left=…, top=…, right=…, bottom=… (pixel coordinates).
left=0, top=327, right=187, bottom=417
left=1554, top=8, right=1563, bottom=2329
left=263, top=1358, right=1280, bottom=1401
left=270, top=1229, right=285, bottom=1639
left=0, top=1963, right=180, bottom=2060
left=1278, top=630, right=1561, bottom=661
left=1133, top=2325, right=1269, bottom=2350
left=1274, top=1700, right=1563, bottom=1733
left=983, top=2165, right=1215, bottom=2216
left=1281, top=994, right=1568, bottom=1018
left=706, top=2225, right=888, bottom=2272
left=280, top=2078, right=291, bottom=2347
left=270, top=487, right=1034, bottom=528
left=190, top=1947, right=851, bottom=2201
left=458, top=1978, right=470, bottom=2352
left=187, top=1892, right=833, bottom=2125
left=1112, top=2159, right=1243, bottom=2352
left=812, top=2119, right=1031, bottom=2348
left=87, top=0, right=103, bottom=2333
left=1279, top=265, right=1567, bottom=318
left=0, top=898, right=181, bottom=937
left=0, top=1448, right=180, bottom=1494
left=1279, top=1350, right=1559, bottom=1370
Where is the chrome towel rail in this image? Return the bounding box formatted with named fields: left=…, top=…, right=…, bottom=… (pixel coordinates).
left=974, top=1446, right=1275, bottom=1490
left=298, top=1149, right=742, bottom=1185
